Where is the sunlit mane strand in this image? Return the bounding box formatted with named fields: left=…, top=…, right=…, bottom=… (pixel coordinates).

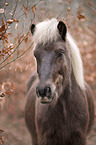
left=33, top=18, right=85, bottom=89
left=67, top=33, right=85, bottom=89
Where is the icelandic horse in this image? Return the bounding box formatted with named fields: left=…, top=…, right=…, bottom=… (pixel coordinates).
left=25, top=18, right=94, bottom=145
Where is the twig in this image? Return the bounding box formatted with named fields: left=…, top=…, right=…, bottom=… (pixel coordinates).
left=56, top=1, right=84, bottom=20
left=16, top=0, right=47, bottom=20
left=85, top=2, right=96, bottom=14
left=0, top=0, right=19, bottom=41
left=11, top=0, right=19, bottom=19
left=0, top=32, right=29, bottom=65
left=3, top=0, right=7, bottom=24
left=0, top=43, right=33, bottom=70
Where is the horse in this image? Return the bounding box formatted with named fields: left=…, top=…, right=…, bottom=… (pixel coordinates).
left=25, top=18, right=94, bottom=145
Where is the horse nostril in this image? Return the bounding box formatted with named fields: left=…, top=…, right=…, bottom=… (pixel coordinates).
left=36, top=86, right=51, bottom=98
left=45, top=86, right=51, bottom=97
left=36, top=86, right=45, bottom=98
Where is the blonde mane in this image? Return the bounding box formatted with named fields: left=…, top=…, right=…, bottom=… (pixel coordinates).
left=67, top=33, right=85, bottom=89
left=33, top=18, right=85, bottom=89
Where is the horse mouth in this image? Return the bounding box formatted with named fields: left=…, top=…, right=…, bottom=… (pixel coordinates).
left=40, top=96, right=54, bottom=104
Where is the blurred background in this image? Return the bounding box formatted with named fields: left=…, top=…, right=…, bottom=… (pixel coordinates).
left=0, top=0, right=96, bottom=145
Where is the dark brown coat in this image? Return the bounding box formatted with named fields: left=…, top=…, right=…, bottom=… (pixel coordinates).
left=25, top=19, right=94, bottom=145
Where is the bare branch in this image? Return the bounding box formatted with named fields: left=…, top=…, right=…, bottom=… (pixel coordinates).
left=0, top=42, right=33, bottom=70
left=11, top=0, right=19, bottom=19
left=0, top=0, right=19, bottom=41
left=3, top=0, right=7, bottom=24
left=56, top=1, right=84, bottom=20
left=16, top=0, right=47, bottom=20
left=0, top=32, right=29, bottom=65
left=85, top=2, right=96, bottom=14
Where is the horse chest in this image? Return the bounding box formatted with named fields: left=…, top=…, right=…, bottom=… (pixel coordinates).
left=35, top=102, right=72, bottom=145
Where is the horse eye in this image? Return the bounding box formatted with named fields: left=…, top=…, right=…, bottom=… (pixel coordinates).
left=58, top=52, right=64, bottom=58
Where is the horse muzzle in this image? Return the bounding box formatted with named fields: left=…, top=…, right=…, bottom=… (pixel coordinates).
left=36, top=85, right=55, bottom=104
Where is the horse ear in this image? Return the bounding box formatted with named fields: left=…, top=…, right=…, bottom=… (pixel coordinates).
left=57, top=21, right=67, bottom=41
left=30, top=24, right=35, bottom=35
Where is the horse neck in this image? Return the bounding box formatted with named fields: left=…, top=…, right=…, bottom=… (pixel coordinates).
left=62, top=70, right=80, bottom=98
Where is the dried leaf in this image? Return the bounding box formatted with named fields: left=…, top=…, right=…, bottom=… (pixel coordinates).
left=16, top=65, right=23, bottom=72
left=1, top=43, right=14, bottom=56
left=0, top=129, right=4, bottom=133
left=6, top=90, right=12, bottom=95
left=10, top=12, right=13, bottom=16
left=0, top=19, right=5, bottom=33
left=32, top=5, right=36, bottom=14
left=0, top=136, right=5, bottom=144
left=23, top=5, right=28, bottom=15
left=67, top=7, right=70, bottom=13
left=15, top=23, right=18, bottom=30
left=0, top=82, right=15, bottom=98
left=85, top=76, right=94, bottom=82
left=0, top=97, right=5, bottom=109
left=8, top=26, right=10, bottom=29
left=0, top=92, right=5, bottom=98
left=0, top=19, right=8, bottom=44
left=77, top=14, right=85, bottom=21
left=1, top=19, right=5, bottom=26
left=5, top=3, right=9, bottom=6
left=7, top=19, right=14, bottom=24
left=24, top=36, right=28, bottom=43
left=0, top=25, right=5, bottom=33
left=2, top=33, right=8, bottom=43
left=0, top=9, right=4, bottom=13
left=6, top=31, right=12, bottom=35
left=8, top=43, right=14, bottom=49
left=3, top=33, right=8, bottom=40
left=17, top=34, right=24, bottom=43
left=21, top=48, right=24, bottom=53
left=11, top=83, right=16, bottom=92
left=2, top=82, right=9, bottom=91
left=13, top=19, right=19, bottom=22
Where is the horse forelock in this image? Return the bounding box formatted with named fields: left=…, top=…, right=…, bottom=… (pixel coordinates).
left=33, top=18, right=85, bottom=89
left=32, top=18, right=60, bottom=46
